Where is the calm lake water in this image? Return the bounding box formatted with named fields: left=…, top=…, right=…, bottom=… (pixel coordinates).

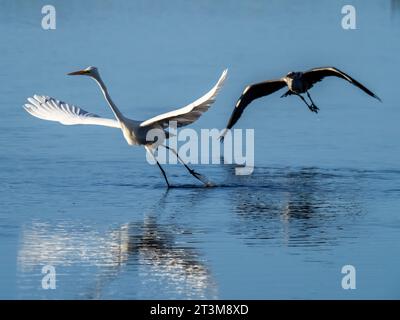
left=1, top=0, right=400, bottom=299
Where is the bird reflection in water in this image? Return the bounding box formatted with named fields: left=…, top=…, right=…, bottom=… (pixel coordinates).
left=17, top=193, right=216, bottom=299
left=228, top=167, right=363, bottom=248
left=126, top=215, right=216, bottom=299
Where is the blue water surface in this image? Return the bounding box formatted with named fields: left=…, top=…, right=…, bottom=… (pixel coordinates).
left=0, top=0, right=399, bottom=299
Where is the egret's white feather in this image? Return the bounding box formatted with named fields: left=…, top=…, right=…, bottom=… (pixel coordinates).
left=140, top=69, right=228, bottom=128
left=24, top=95, right=120, bottom=128
left=23, top=67, right=227, bottom=187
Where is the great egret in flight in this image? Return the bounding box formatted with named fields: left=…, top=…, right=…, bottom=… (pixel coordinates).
left=24, top=66, right=228, bottom=187
left=221, top=66, right=380, bottom=139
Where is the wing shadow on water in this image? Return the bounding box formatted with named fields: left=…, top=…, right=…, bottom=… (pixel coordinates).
left=219, top=166, right=364, bottom=248
left=17, top=191, right=217, bottom=299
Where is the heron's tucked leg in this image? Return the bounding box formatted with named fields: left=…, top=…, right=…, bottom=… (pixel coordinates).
left=295, top=93, right=318, bottom=113
left=306, top=91, right=319, bottom=113
left=162, top=145, right=211, bottom=186
left=280, top=90, right=292, bottom=98
left=145, top=146, right=170, bottom=188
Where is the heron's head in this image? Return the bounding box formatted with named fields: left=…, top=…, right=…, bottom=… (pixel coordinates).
left=67, top=66, right=99, bottom=79
left=286, top=71, right=301, bottom=79
left=286, top=71, right=295, bottom=78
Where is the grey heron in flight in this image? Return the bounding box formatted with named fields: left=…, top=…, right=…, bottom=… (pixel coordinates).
left=221, top=67, right=381, bottom=139
left=24, top=66, right=228, bottom=188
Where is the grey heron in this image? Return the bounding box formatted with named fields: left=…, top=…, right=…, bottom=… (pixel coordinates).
left=24, top=66, right=228, bottom=187
left=221, top=67, right=381, bottom=138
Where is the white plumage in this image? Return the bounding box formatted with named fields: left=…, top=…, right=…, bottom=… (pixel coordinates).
left=140, top=69, right=227, bottom=128
left=24, top=69, right=228, bottom=131
left=24, top=95, right=120, bottom=128
left=24, top=66, right=228, bottom=187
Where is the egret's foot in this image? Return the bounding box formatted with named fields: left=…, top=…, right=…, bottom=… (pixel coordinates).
left=162, top=180, right=171, bottom=188
left=189, top=168, right=212, bottom=186
left=189, top=168, right=204, bottom=180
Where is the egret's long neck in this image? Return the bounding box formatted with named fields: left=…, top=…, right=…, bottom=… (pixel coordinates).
left=93, top=75, right=125, bottom=123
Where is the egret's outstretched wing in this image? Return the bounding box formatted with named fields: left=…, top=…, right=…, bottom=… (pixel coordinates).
left=220, top=79, right=286, bottom=139
left=24, top=95, right=120, bottom=128
left=140, top=69, right=228, bottom=128
left=302, top=67, right=381, bottom=101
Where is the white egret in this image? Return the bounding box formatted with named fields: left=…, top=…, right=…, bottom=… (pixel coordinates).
left=24, top=66, right=228, bottom=187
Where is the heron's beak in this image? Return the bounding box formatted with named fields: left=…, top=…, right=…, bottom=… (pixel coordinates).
left=67, top=69, right=89, bottom=76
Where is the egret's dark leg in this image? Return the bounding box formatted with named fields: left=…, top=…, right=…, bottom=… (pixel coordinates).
left=280, top=90, right=292, bottom=98
left=145, top=147, right=170, bottom=188
left=155, top=160, right=170, bottom=188
left=163, top=145, right=210, bottom=185
left=306, top=91, right=319, bottom=113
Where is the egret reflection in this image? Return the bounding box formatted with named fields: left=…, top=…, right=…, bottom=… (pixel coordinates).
left=17, top=215, right=216, bottom=299
left=126, top=216, right=216, bottom=299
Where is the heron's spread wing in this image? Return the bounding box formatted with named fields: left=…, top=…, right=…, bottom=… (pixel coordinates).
left=140, top=69, right=228, bottom=128
left=24, top=95, right=120, bottom=128
left=221, top=79, right=286, bottom=136
left=302, top=67, right=381, bottom=101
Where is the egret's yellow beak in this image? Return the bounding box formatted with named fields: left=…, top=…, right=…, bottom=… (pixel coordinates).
left=67, top=69, right=89, bottom=76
